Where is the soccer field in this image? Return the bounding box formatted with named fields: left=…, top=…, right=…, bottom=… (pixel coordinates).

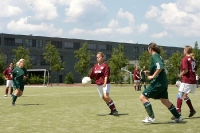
left=0, top=85, right=200, bottom=133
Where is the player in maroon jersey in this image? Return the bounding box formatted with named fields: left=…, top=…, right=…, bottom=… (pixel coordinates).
left=133, top=65, right=141, bottom=91
left=172, top=46, right=197, bottom=120
left=3, top=63, right=14, bottom=97
left=89, top=52, right=118, bottom=115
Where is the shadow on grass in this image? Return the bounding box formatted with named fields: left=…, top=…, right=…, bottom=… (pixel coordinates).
left=145, top=121, right=187, bottom=125
left=97, top=113, right=129, bottom=117
left=18, top=104, right=45, bottom=106
left=184, top=116, right=200, bottom=119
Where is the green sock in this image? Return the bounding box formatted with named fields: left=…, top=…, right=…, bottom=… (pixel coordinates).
left=144, top=85, right=146, bottom=89
left=144, top=102, right=155, bottom=118
left=12, top=94, right=18, bottom=103
left=168, top=104, right=180, bottom=118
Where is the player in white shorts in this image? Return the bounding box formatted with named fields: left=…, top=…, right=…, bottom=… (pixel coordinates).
left=172, top=47, right=197, bottom=120
left=3, top=63, right=13, bottom=97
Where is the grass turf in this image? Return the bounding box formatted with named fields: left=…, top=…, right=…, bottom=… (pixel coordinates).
left=0, top=85, right=200, bottom=133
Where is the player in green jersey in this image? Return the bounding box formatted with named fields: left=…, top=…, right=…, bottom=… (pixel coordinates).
left=11, top=59, right=27, bottom=106
left=139, top=42, right=183, bottom=123
left=140, top=66, right=147, bottom=90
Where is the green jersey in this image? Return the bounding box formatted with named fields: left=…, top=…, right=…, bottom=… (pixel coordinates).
left=12, top=66, right=27, bottom=84
left=149, top=53, right=168, bottom=87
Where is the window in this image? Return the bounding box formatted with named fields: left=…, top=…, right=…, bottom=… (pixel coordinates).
left=26, top=39, right=43, bottom=47
left=87, top=43, right=96, bottom=50
left=40, top=55, right=49, bottom=65
left=98, top=44, right=106, bottom=51
left=64, top=42, right=80, bottom=49
left=4, top=38, right=23, bottom=46
left=105, top=54, right=111, bottom=60
left=106, top=45, right=112, bottom=51
left=51, top=41, right=62, bottom=49
left=140, top=47, right=146, bottom=52
left=133, top=55, right=138, bottom=60
left=64, top=42, right=73, bottom=49
left=30, top=55, right=37, bottom=65
left=133, top=47, right=138, bottom=53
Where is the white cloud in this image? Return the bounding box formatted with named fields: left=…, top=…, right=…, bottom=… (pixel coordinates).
left=65, top=0, right=107, bottom=23
left=151, top=31, right=168, bottom=38
left=68, top=28, right=85, bottom=35
left=91, top=28, right=113, bottom=36
left=138, top=23, right=148, bottom=33
left=7, top=17, right=63, bottom=36
left=108, top=19, right=119, bottom=28
left=0, top=1, right=22, bottom=17
left=57, top=0, right=73, bottom=6
left=117, top=8, right=134, bottom=25
left=145, top=6, right=160, bottom=19
left=27, top=0, right=58, bottom=20
left=116, top=26, right=134, bottom=35
left=146, top=1, right=200, bottom=37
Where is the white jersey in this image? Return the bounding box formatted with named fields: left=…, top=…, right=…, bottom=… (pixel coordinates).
left=175, top=80, right=181, bottom=88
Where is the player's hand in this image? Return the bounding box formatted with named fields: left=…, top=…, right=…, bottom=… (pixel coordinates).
left=5, top=78, right=8, bottom=80
left=103, top=83, right=106, bottom=88
left=147, top=76, right=154, bottom=80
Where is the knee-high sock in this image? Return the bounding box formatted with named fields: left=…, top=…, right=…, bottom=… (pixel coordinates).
left=177, top=98, right=182, bottom=113
left=107, top=100, right=116, bottom=111
left=168, top=104, right=181, bottom=118
left=143, top=102, right=154, bottom=118
left=10, top=88, right=13, bottom=95
left=5, top=88, right=8, bottom=95
left=144, top=85, right=146, bottom=89
left=12, top=94, right=18, bottom=103
left=184, top=97, right=194, bottom=112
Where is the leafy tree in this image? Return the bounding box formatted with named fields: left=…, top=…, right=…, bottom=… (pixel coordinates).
left=165, top=51, right=183, bottom=84
left=43, top=41, right=64, bottom=85
left=138, top=51, right=151, bottom=70
left=65, top=72, right=74, bottom=84
left=192, top=41, right=200, bottom=74
left=12, top=46, right=32, bottom=69
left=159, top=47, right=167, bottom=60
left=74, top=42, right=94, bottom=77
left=108, top=44, right=129, bottom=83
left=0, top=50, right=6, bottom=72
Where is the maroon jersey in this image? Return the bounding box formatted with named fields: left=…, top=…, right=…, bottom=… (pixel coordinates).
left=134, top=69, right=140, bottom=80
left=3, top=68, right=13, bottom=80
left=181, top=56, right=197, bottom=84
left=90, top=62, right=110, bottom=85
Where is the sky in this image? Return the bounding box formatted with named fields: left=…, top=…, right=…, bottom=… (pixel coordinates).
left=0, top=0, right=200, bottom=48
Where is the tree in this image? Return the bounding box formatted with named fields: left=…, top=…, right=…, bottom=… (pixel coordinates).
left=74, top=42, right=94, bottom=77
left=108, top=44, right=129, bottom=83
left=12, top=46, right=32, bottom=69
left=43, top=41, right=64, bottom=85
left=165, top=51, right=183, bottom=84
left=0, top=50, right=6, bottom=72
left=192, top=41, right=200, bottom=74
left=138, top=51, right=151, bottom=70
left=159, top=47, right=167, bottom=60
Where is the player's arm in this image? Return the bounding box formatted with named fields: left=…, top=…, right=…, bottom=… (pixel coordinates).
left=179, top=69, right=188, bottom=78
left=103, top=65, right=110, bottom=87
left=148, top=69, right=162, bottom=80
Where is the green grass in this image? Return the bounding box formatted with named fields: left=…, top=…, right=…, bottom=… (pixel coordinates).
left=0, top=85, right=200, bottom=133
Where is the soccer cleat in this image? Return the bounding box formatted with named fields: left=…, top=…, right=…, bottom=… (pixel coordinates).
left=174, top=116, right=183, bottom=123
left=142, top=117, right=156, bottom=123
left=12, top=102, right=15, bottom=106
left=188, top=110, right=196, bottom=117
left=109, top=110, right=118, bottom=115
left=171, top=113, right=181, bottom=120
left=4, top=95, right=7, bottom=97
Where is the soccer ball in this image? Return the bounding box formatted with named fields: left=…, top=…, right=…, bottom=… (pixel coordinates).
left=82, top=77, right=91, bottom=86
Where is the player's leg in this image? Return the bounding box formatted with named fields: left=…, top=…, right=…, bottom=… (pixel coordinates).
left=144, top=82, right=146, bottom=89
left=102, top=84, right=118, bottom=115
left=182, top=84, right=196, bottom=117
left=4, top=80, right=9, bottom=97
left=134, top=81, right=137, bottom=91
left=137, top=81, right=141, bottom=91
left=160, top=99, right=182, bottom=122
left=140, top=86, right=155, bottom=123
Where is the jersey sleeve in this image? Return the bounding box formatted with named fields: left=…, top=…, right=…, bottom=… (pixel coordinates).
left=181, top=57, right=188, bottom=70
left=154, top=54, right=164, bottom=70
left=24, top=68, right=28, bottom=76
left=104, top=64, right=110, bottom=77
left=89, top=66, right=95, bottom=79
left=3, top=69, right=7, bottom=75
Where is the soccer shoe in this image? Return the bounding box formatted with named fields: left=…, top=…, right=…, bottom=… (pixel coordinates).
left=109, top=110, right=118, bottom=115
left=171, top=113, right=181, bottom=120
left=188, top=110, right=196, bottom=117
left=142, top=117, right=156, bottom=123
left=4, top=95, right=7, bottom=97
left=174, top=116, right=183, bottom=123
left=12, top=102, right=15, bottom=106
